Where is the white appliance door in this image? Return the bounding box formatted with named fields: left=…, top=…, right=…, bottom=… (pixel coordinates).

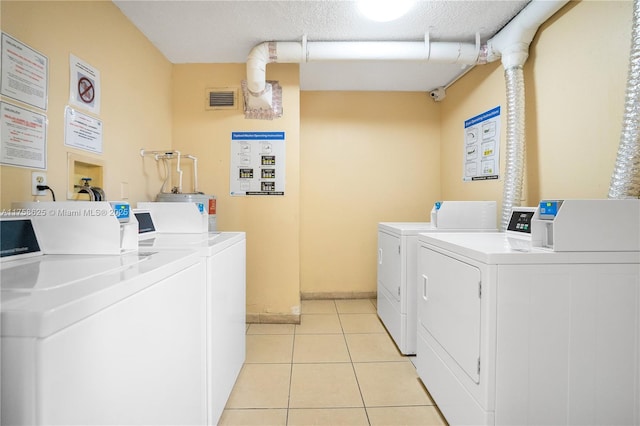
left=419, top=247, right=482, bottom=383
left=378, top=230, right=401, bottom=302
left=208, top=239, right=246, bottom=425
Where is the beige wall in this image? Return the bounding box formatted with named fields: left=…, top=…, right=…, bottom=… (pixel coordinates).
left=0, top=1, right=172, bottom=208
left=2, top=0, right=635, bottom=318
left=171, top=63, right=301, bottom=321
left=441, top=0, right=632, bottom=210
left=300, top=92, right=441, bottom=296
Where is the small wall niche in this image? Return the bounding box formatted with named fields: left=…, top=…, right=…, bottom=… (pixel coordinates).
left=67, top=153, right=104, bottom=200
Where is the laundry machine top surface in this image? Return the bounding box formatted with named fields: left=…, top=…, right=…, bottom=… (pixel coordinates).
left=1, top=249, right=201, bottom=338
left=379, top=222, right=433, bottom=236
left=1, top=253, right=148, bottom=291
left=418, top=232, right=640, bottom=265
left=138, top=231, right=245, bottom=256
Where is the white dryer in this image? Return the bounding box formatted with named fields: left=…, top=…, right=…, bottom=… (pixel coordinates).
left=1, top=216, right=207, bottom=426
left=377, top=201, right=496, bottom=354
left=415, top=200, right=640, bottom=426
left=134, top=206, right=246, bottom=426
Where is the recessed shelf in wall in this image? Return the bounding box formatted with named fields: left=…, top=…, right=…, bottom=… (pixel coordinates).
left=67, top=153, right=104, bottom=200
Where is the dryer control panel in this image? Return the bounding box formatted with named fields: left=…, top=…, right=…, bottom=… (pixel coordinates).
left=532, top=199, right=640, bottom=251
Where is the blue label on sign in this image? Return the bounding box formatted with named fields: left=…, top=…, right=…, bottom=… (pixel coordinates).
left=232, top=131, right=285, bottom=140
left=434, top=201, right=442, bottom=210
left=464, top=106, right=501, bottom=128
left=196, top=202, right=205, bottom=213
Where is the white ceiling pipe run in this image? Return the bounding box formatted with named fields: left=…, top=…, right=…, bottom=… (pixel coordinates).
left=306, top=41, right=479, bottom=62
left=246, top=40, right=479, bottom=97
left=245, top=0, right=567, bottom=104
left=484, top=0, right=569, bottom=68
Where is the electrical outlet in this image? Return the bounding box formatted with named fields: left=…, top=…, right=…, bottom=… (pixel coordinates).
left=32, top=172, right=47, bottom=196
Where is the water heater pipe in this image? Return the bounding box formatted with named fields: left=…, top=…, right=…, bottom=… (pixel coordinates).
left=140, top=149, right=203, bottom=194
left=140, top=149, right=183, bottom=193
left=184, top=155, right=199, bottom=193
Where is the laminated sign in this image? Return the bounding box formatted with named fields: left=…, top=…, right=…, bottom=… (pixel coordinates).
left=230, top=131, right=285, bottom=196
left=463, top=106, right=501, bottom=181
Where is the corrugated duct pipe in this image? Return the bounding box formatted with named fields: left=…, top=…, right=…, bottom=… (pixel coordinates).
left=483, top=0, right=569, bottom=230
left=609, top=0, right=640, bottom=199
left=499, top=66, right=527, bottom=230
left=246, top=0, right=568, bottom=229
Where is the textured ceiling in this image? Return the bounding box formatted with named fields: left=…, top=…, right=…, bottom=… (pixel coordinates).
left=113, top=0, right=531, bottom=92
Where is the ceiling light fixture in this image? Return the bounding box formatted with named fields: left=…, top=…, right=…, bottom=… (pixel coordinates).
left=357, top=0, right=416, bottom=22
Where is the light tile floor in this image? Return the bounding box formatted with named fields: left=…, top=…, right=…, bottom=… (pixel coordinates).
left=219, top=299, right=448, bottom=426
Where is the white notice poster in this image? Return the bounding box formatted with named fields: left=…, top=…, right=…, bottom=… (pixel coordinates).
left=1, top=33, right=48, bottom=110
left=64, top=106, right=103, bottom=154
left=69, top=54, right=101, bottom=115
left=1, top=101, right=47, bottom=169
left=463, top=106, right=501, bottom=181
left=230, top=132, right=285, bottom=196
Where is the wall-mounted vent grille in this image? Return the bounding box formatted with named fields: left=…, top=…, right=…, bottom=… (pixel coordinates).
left=205, top=88, right=238, bottom=110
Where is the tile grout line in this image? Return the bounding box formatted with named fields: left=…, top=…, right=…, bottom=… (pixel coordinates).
left=231, top=300, right=439, bottom=425
left=285, top=310, right=301, bottom=425
left=336, top=304, right=373, bottom=425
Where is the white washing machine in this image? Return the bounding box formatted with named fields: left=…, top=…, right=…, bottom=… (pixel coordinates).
left=1, top=215, right=207, bottom=426
left=134, top=206, right=246, bottom=426
left=377, top=201, right=496, bottom=354
left=415, top=200, right=640, bottom=426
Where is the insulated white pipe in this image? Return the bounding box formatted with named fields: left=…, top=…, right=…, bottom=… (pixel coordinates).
left=307, top=41, right=478, bottom=63
left=485, top=0, right=568, bottom=68
left=246, top=40, right=480, bottom=95
left=245, top=0, right=567, bottom=96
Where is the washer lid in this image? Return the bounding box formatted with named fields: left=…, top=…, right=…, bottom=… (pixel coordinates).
left=1, top=254, right=148, bottom=292
left=139, top=231, right=245, bottom=256
left=1, top=249, right=201, bottom=338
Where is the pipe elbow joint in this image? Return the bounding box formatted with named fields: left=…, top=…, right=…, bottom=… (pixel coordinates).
left=247, top=41, right=277, bottom=95
left=500, top=42, right=530, bottom=69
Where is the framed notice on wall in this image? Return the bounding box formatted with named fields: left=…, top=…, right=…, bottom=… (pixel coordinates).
left=1, top=32, right=48, bottom=111
left=463, top=106, right=501, bottom=181
left=230, top=131, right=285, bottom=196
left=0, top=101, right=47, bottom=169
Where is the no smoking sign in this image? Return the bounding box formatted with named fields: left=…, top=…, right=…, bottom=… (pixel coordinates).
left=78, top=76, right=95, bottom=104
left=69, top=55, right=100, bottom=114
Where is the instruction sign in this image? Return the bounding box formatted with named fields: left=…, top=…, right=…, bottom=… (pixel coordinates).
left=1, top=33, right=48, bottom=111
left=64, top=106, right=103, bottom=154
left=463, top=106, right=501, bottom=181
left=69, top=54, right=101, bottom=115
left=0, top=101, right=47, bottom=169
left=230, top=132, right=285, bottom=196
